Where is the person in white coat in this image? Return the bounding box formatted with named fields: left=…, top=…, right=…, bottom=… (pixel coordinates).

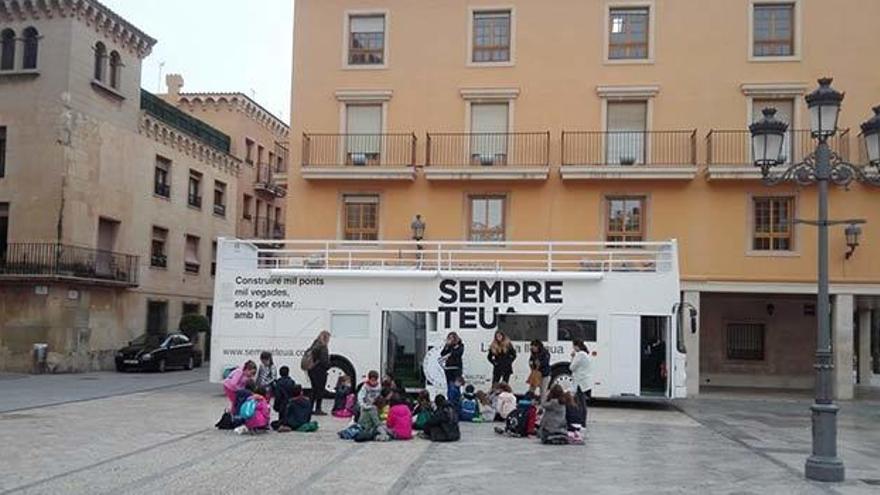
left=569, top=340, right=593, bottom=427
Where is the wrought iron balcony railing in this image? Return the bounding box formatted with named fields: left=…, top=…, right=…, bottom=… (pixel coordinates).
left=302, top=133, right=417, bottom=168
left=426, top=132, right=550, bottom=168
left=707, top=129, right=851, bottom=166
left=0, top=242, right=139, bottom=286
left=254, top=216, right=285, bottom=240
left=562, top=130, right=697, bottom=166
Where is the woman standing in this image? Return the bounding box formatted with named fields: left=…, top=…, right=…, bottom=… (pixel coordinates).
left=440, top=332, right=464, bottom=400
left=307, top=330, right=331, bottom=415
left=528, top=340, right=551, bottom=402
left=569, top=339, right=593, bottom=426
left=487, top=331, right=516, bottom=384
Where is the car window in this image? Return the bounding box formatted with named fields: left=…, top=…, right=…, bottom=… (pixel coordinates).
left=177, top=334, right=190, bottom=344
left=161, top=336, right=174, bottom=348
left=131, top=334, right=164, bottom=347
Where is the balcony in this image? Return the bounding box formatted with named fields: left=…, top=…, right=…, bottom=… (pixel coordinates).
left=560, top=131, right=697, bottom=180
left=301, top=133, right=417, bottom=180
left=273, top=141, right=290, bottom=187
left=706, top=129, right=851, bottom=180
left=154, top=182, right=170, bottom=198
left=213, top=203, right=226, bottom=217
left=188, top=194, right=202, bottom=209
left=254, top=216, right=285, bottom=240
left=184, top=262, right=200, bottom=274
left=150, top=253, right=167, bottom=268
left=0, top=243, right=139, bottom=287
left=254, top=163, right=286, bottom=198
left=425, top=132, right=550, bottom=181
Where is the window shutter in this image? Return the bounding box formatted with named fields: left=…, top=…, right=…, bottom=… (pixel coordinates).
left=185, top=237, right=200, bottom=264
left=606, top=101, right=647, bottom=164
left=351, top=15, right=384, bottom=33
left=470, top=103, right=509, bottom=157
left=607, top=102, right=647, bottom=131
left=346, top=105, right=382, bottom=154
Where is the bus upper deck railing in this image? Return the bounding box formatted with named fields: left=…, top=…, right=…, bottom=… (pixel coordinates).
left=226, top=240, right=678, bottom=274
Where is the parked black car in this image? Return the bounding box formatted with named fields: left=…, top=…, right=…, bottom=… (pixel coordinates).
left=115, top=333, right=202, bottom=372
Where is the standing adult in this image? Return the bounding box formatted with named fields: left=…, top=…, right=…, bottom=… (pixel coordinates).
left=569, top=339, right=593, bottom=426
left=528, top=340, right=551, bottom=402
left=487, top=331, right=517, bottom=384
left=306, top=330, right=331, bottom=415
left=440, top=332, right=464, bottom=400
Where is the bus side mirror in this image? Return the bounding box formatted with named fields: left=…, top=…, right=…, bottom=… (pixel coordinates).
left=689, top=308, right=698, bottom=334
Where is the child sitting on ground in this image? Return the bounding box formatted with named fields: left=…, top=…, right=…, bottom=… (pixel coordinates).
left=447, top=376, right=464, bottom=407
left=273, top=366, right=296, bottom=422
left=539, top=385, right=571, bottom=445
left=255, top=351, right=276, bottom=398
left=421, top=395, right=460, bottom=442
left=354, top=396, right=387, bottom=442
left=475, top=390, right=495, bottom=423
left=234, top=385, right=270, bottom=434
left=494, top=382, right=517, bottom=422
left=412, top=390, right=433, bottom=431
left=459, top=384, right=480, bottom=422
left=223, top=360, right=257, bottom=412
left=355, top=370, right=382, bottom=420
left=278, top=384, right=318, bottom=432
left=332, top=375, right=355, bottom=418
left=495, top=391, right=538, bottom=438
left=385, top=393, right=413, bottom=440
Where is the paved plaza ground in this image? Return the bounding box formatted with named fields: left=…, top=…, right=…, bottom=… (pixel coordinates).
left=0, top=369, right=878, bottom=494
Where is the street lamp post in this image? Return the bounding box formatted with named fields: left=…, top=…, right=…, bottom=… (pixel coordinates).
left=749, top=77, right=880, bottom=482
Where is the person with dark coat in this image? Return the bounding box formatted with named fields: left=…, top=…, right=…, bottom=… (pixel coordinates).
left=273, top=366, right=296, bottom=418
left=487, top=331, right=517, bottom=384
left=422, top=395, right=460, bottom=442
left=440, top=332, right=464, bottom=400
left=528, top=340, right=552, bottom=402
left=279, top=385, right=313, bottom=431
left=307, top=330, right=332, bottom=415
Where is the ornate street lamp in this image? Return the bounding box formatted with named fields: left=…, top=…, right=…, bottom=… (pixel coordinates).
left=844, top=223, right=862, bottom=260
left=861, top=106, right=880, bottom=168
left=411, top=214, right=426, bottom=242
left=750, top=77, right=880, bottom=483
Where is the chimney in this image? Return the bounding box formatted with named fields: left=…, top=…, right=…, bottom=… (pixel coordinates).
left=166, top=74, right=184, bottom=98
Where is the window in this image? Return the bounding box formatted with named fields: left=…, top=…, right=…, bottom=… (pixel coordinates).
left=345, top=104, right=382, bottom=165
left=609, top=8, right=649, bottom=60
left=470, top=103, right=509, bottom=166
left=727, top=322, right=765, bottom=360
left=558, top=319, right=598, bottom=342
left=93, top=42, right=106, bottom=81
left=469, top=195, right=506, bottom=242
left=606, top=197, right=645, bottom=244
left=753, top=196, right=793, bottom=251
left=257, top=145, right=264, bottom=166
left=146, top=301, right=169, bottom=334
left=0, top=203, right=7, bottom=260
left=752, top=98, right=793, bottom=163
left=109, top=51, right=122, bottom=89
left=0, top=126, right=6, bottom=178
left=211, top=241, right=217, bottom=276
left=183, top=302, right=199, bottom=316
left=242, top=194, right=253, bottom=220
left=184, top=235, right=200, bottom=274
left=188, top=171, right=202, bottom=208
left=0, top=29, right=14, bottom=71
left=213, top=181, right=226, bottom=217
left=472, top=10, right=511, bottom=63
left=245, top=138, right=254, bottom=164
left=22, top=27, right=38, bottom=70
left=753, top=3, right=794, bottom=57
left=276, top=154, right=284, bottom=173
left=343, top=194, right=379, bottom=241
left=151, top=227, right=168, bottom=268
left=331, top=312, right=370, bottom=339
left=606, top=101, right=647, bottom=165
left=268, top=151, right=275, bottom=169
left=348, top=14, right=385, bottom=65
left=154, top=156, right=171, bottom=198
left=497, top=314, right=548, bottom=342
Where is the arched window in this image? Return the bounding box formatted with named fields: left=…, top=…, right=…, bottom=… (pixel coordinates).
left=0, top=29, right=15, bottom=71
left=93, top=42, right=106, bottom=81
left=22, top=27, right=38, bottom=70
left=109, top=50, right=121, bottom=89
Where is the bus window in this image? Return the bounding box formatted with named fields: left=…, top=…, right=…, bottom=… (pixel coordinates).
left=331, top=312, right=370, bottom=339
left=557, top=319, right=597, bottom=342
left=497, top=314, right=548, bottom=342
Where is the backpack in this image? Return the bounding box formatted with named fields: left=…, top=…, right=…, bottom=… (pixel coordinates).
left=215, top=411, right=240, bottom=430
left=296, top=421, right=319, bottom=433
left=505, top=406, right=530, bottom=437
left=460, top=397, right=478, bottom=422
left=300, top=347, right=315, bottom=371
left=238, top=398, right=257, bottom=420
left=338, top=424, right=363, bottom=440
left=414, top=410, right=431, bottom=431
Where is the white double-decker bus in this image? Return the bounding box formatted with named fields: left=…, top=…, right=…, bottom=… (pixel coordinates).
left=210, top=239, right=689, bottom=400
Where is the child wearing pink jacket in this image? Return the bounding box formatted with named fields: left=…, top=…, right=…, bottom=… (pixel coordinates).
left=244, top=387, right=271, bottom=431
left=223, top=361, right=257, bottom=411
left=385, top=394, right=413, bottom=440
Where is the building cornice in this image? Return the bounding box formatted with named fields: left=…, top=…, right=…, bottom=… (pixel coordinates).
left=0, top=0, right=157, bottom=58
left=139, top=112, right=241, bottom=178
left=176, top=92, right=290, bottom=140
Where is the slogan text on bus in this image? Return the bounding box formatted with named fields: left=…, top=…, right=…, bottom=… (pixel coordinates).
left=438, top=279, right=563, bottom=329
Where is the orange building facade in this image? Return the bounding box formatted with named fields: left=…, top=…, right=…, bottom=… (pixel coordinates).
left=286, top=0, right=880, bottom=396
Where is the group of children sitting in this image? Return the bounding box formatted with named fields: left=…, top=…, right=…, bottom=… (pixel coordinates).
left=217, top=353, right=584, bottom=445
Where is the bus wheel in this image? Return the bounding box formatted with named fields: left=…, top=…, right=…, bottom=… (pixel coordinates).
left=325, top=356, right=355, bottom=399
left=550, top=364, right=573, bottom=394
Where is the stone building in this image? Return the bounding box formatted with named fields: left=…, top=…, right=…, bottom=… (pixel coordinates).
left=287, top=0, right=880, bottom=397
left=0, top=0, right=239, bottom=372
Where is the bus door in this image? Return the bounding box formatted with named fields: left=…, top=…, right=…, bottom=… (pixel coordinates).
left=381, top=311, right=432, bottom=390
left=610, top=315, right=640, bottom=396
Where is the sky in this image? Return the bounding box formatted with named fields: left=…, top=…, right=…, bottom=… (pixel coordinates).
left=101, top=0, right=294, bottom=124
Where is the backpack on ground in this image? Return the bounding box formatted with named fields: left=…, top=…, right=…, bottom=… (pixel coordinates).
left=300, top=347, right=315, bottom=371
left=238, top=398, right=257, bottom=421
left=505, top=406, right=530, bottom=437
left=296, top=421, right=319, bottom=433
left=215, top=411, right=240, bottom=430
left=338, top=423, right=363, bottom=440
left=460, top=397, right=478, bottom=422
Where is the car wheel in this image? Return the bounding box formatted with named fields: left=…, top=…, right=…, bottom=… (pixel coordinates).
left=185, top=356, right=194, bottom=370
left=324, top=356, right=356, bottom=399
left=550, top=363, right=574, bottom=394
left=157, top=359, right=167, bottom=373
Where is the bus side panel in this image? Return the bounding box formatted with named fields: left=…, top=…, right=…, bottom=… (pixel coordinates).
left=609, top=315, right=640, bottom=396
